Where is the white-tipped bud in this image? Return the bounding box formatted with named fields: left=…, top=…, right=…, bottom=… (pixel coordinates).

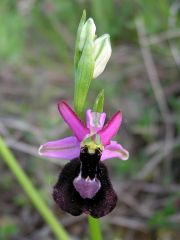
left=79, top=18, right=96, bottom=51
left=93, top=34, right=112, bottom=78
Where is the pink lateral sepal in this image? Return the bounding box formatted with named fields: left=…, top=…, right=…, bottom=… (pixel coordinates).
left=38, top=136, right=80, bottom=160
left=58, top=101, right=89, bottom=141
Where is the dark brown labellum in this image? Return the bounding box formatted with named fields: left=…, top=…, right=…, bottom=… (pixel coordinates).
left=53, top=147, right=117, bottom=218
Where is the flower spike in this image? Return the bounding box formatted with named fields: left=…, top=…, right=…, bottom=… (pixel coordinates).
left=98, top=111, right=122, bottom=146
left=58, top=101, right=89, bottom=141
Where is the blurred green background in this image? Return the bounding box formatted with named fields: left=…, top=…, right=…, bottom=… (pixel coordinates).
left=0, top=0, right=180, bottom=239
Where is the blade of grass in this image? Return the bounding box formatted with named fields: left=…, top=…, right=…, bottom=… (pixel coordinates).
left=91, top=0, right=108, bottom=33
left=0, top=136, right=69, bottom=240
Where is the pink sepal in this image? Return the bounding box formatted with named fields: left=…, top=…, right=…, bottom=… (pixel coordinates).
left=38, top=136, right=80, bottom=160
left=58, top=101, right=89, bottom=141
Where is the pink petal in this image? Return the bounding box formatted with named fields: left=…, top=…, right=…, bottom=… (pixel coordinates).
left=58, top=101, right=89, bottom=141
left=38, top=136, right=80, bottom=160
left=98, top=111, right=122, bottom=146
left=101, top=141, right=129, bottom=161
left=86, top=109, right=106, bottom=133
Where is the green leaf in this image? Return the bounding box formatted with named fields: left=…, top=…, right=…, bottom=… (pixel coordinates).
left=93, top=89, right=104, bottom=113
left=74, top=10, right=86, bottom=69
left=74, top=18, right=95, bottom=116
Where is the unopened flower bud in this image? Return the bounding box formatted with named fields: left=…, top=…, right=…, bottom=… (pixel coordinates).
left=79, top=18, right=96, bottom=51
left=93, top=34, right=112, bottom=78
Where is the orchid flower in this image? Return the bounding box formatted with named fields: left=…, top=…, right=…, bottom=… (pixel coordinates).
left=39, top=101, right=129, bottom=218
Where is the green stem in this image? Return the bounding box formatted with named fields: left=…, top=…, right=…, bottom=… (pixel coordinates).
left=88, top=216, right=103, bottom=240
left=0, top=136, right=69, bottom=240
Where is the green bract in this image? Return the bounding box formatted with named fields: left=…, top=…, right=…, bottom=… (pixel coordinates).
left=93, top=89, right=104, bottom=113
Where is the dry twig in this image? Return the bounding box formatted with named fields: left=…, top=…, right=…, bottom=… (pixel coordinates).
left=110, top=216, right=147, bottom=231
left=135, top=19, right=174, bottom=176
left=136, top=137, right=180, bottom=179
left=146, top=28, right=180, bottom=45
left=168, top=2, right=180, bottom=67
